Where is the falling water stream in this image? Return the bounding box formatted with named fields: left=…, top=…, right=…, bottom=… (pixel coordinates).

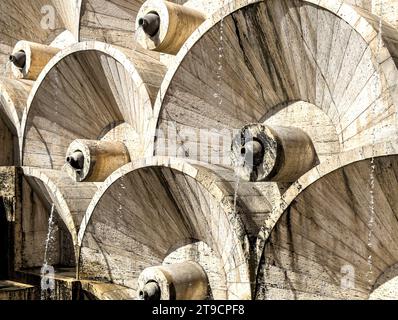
left=214, top=0, right=245, bottom=215
left=41, top=204, right=57, bottom=300
left=367, top=1, right=383, bottom=295
left=43, top=205, right=56, bottom=267
left=216, top=3, right=241, bottom=212
left=117, top=175, right=126, bottom=226
left=213, top=2, right=225, bottom=108
left=44, top=70, right=60, bottom=300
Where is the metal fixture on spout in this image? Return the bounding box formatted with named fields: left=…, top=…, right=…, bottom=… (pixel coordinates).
left=9, top=50, right=26, bottom=69
left=10, top=41, right=60, bottom=80
left=138, top=12, right=160, bottom=37
left=136, top=0, right=205, bottom=54
left=139, top=282, right=161, bottom=301
left=66, top=151, right=84, bottom=171
left=240, top=139, right=264, bottom=168
left=65, top=140, right=130, bottom=182
left=232, top=124, right=317, bottom=182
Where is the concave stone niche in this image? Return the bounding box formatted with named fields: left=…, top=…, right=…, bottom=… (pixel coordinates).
left=77, top=160, right=252, bottom=300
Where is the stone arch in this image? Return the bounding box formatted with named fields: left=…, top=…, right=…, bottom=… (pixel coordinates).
left=0, top=0, right=79, bottom=75
left=21, top=41, right=165, bottom=170
left=77, top=157, right=252, bottom=300
left=0, top=79, right=32, bottom=166
left=257, top=139, right=398, bottom=251
left=148, top=0, right=398, bottom=162
left=20, top=168, right=81, bottom=270
left=256, top=153, right=398, bottom=299
left=22, top=167, right=99, bottom=251
left=370, top=263, right=398, bottom=299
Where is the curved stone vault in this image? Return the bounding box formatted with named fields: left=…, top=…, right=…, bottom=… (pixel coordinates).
left=1, top=0, right=398, bottom=300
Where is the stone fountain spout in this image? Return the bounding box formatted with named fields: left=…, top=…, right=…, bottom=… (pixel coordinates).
left=66, top=151, right=84, bottom=171
left=139, top=282, right=161, bottom=300
left=139, top=13, right=160, bottom=37
left=136, top=0, right=206, bottom=55
left=231, top=124, right=317, bottom=182
left=137, top=262, right=208, bottom=300
left=9, top=51, right=26, bottom=69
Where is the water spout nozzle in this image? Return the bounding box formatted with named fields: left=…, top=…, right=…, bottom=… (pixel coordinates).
left=242, top=139, right=264, bottom=167
left=139, top=282, right=161, bottom=301
left=66, top=151, right=84, bottom=171
left=9, top=51, right=26, bottom=69
left=139, top=13, right=160, bottom=37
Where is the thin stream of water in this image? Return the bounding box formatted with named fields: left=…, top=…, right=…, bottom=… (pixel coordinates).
left=43, top=204, right=56, bottom=265
left=214, top=2, right=225, bottom=107
left=367, top=1, right=383, bottom=294
left=41, top=204, right=56, bottom=300
left=116, top=175, right=127, bottom=229
left=53, top=68, right=61, bottom=149
left=216, top=2, right=242, bottom=213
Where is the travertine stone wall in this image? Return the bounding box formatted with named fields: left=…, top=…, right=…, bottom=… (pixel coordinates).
left=164, top=241, right=228, bottom=299
left=20, top=177, right=75, bottom=269
left=1, top=0, right=398, bottom=301
left=0, top=118, right=14, bottom=166
left=256, top=156, right=398, bottom=299
left=370, top=263, right=398, bottom=299
left=78, top=159, right=252, bottom=300
left=347, top=0, right=398, bottom=27
left=0, top=0, right=71, bottom=75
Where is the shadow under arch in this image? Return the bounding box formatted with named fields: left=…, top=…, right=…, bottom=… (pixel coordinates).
left=256, top=151, right=398, bottom=299
left=77, top=157, right=252, bottom=300
left=147, top=0, right=398, bottom=161
left=20, top=41, right=165, bottom=171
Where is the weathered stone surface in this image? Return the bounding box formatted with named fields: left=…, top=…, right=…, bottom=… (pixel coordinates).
left=256, top=156, right=398, bottom=300
left=10, top=41, right=61, bottom=81
left=1, top=0, right=398, bottom=301
left=65, top=139, right=131, bottom=182
left=21, top=41, right=166, bottom=172
left=78, top=159, right=252, bottom=300
left=231, top=124, right=317, bottom=182
left=136, top=0, right=206, bottom=55
left=0, top=280, right=36, bottom=300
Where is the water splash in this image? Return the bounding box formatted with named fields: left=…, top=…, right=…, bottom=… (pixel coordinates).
left=41, top=204, right=57, bottom=300
left=367, top=2, right=383, bottom=294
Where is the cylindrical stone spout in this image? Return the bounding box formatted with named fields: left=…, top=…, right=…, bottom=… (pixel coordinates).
left=9, top=51, right=26, bottom=69
left=137, top=262, right=208, bottom=300
left=10, top=41, right=60, bottom=80
left=240, top=139, right=264, bottom=168
left=65, top=139, right=131, bottom=182
left=136, top=0, right=206, bottom=55
left=231, top=124, right=317, bottom=182
left=139, top=282, right=161, bottom=300
left=138, top=13, right=161, bottom=37
left=66, top=151, right=84, bottom=171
